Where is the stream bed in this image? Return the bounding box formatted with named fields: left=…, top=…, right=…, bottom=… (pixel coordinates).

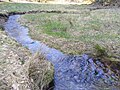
left=4, top=15, right=120, bottom=90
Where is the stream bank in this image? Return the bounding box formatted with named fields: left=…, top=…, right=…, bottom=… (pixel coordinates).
left=0, top=14, right=54, bottom=90
left=3, top=13, right=120, bottom=90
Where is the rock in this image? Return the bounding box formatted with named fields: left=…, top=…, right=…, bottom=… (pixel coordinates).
left=54, top=54, right=120, bottom=90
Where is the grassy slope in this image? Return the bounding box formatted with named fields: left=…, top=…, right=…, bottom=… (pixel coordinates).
left=20, top=9, right=120, bottom=60
left=0, top=2, right=86, bottom=14
left=0, top=2, right=119, bottom=60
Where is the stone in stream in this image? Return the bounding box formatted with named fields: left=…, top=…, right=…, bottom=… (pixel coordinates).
left=4, top=15, right=120, bottom=90
left=54, top=54, right=120, bottom=90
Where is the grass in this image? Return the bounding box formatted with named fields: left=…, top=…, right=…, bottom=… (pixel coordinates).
left=0, top=2, right=119, bottom=59
left=94, top=44, right=107, bottom=56
left=0, top=28, right=31, bottom=90
left=0, top=2, right=120, bottom=89
left=28, top=52, right=54, bottom=90
left=0, top=25, right=54, bottom=90
left=0, top=3, right=56, bottom=89
left=0, top=2, right=86, bottom=14
left=43, top=21, right=70, bottom=38
left=19, top=8, right=120, bottom=59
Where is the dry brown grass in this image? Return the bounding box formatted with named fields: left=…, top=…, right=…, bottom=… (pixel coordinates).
left=0, top=29, right=32, bottom=90
left=28, top=52, right=54, bottom=90
left=0, top=27, right=53, bottom=90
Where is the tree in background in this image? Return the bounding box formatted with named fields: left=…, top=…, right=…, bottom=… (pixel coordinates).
left=94, top=0, right=120, bottom=6
left=1, top=0, right=119, bottom=5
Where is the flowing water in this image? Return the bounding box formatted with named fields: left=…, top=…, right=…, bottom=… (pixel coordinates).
left=4, top=15, right=120, bottom=90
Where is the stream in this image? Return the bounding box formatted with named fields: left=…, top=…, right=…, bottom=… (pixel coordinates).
left=4, top=15, right=120, bottom=90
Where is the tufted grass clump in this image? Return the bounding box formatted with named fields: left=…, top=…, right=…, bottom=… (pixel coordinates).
left=28, top=52, right=54, bottom=90
left=94, top=44, right=107, bottom=57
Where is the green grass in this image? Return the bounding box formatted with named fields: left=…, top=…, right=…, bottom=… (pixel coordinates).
left=21, top=9, right=120, bottom=42
left=43, top=21, right=70, bottom=38
left=19, top=8, right=120, bottom=59
left=94, top=44, right=107, bottom=56
left=0, top=2, right=119, bottom=60
left=0, top=2, right=86, bottom=14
